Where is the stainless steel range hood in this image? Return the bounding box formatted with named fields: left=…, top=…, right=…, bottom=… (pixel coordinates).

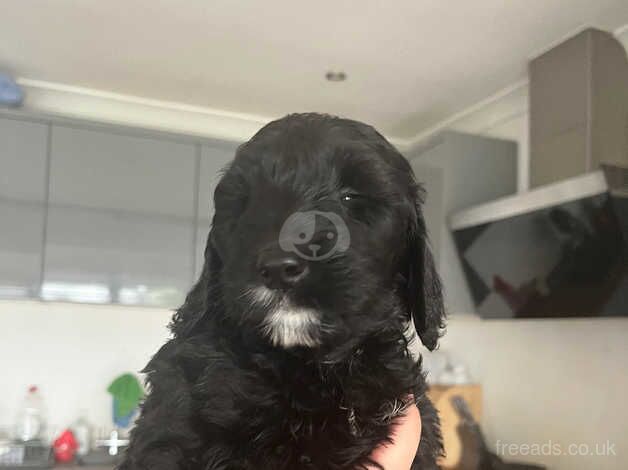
left=451, top=28, right=628, bottom=228
left=450, top=164, right=627, bottom=231
left=448, top=163, right=627, bottom=318
left=449, top=170, right=607, bottom=231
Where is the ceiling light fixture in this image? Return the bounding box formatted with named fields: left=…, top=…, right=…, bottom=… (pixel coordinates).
left=325, top=71, right=347, bottom=82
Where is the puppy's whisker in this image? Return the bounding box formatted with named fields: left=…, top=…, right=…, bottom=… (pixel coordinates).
left=240, top=285, right=278, bottom=308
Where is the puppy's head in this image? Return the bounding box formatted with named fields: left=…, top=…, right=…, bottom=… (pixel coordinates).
left=186, top=114, right=444, bottom=353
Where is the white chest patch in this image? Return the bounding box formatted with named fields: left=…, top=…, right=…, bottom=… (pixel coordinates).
left=262, top=306, right=321, bottom=348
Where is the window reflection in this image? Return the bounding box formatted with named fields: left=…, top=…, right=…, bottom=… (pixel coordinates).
left=41, top=282, right=111, bottom=304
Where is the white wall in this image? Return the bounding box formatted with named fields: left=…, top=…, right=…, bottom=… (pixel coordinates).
left=0, top=300, right=172, bottom=437
left=414, top=317, right=628, bottom=470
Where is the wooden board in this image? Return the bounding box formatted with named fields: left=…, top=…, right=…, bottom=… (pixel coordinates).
left=427, top=384, right=483, bottom=469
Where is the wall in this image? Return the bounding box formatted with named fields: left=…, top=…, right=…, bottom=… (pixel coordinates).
left=414, top=317, right=628, bottom=470
left=0, top=300, right=172, bottom=437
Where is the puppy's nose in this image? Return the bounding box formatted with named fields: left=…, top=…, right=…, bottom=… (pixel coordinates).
left=258, top=254, right=309, bottom=290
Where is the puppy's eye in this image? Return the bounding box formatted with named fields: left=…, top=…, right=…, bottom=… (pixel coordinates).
left=340, top=190, right=380, bottom=224
left=341, top=193, right=363, bottom=203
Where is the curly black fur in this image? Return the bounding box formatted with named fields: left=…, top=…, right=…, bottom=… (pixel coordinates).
left=119, top=113, right=446, bottom=470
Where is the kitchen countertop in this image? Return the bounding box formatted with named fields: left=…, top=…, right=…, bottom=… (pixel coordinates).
left=44, top=467, right=114, bottom=470
left=0, top=467, right=114, bottom=470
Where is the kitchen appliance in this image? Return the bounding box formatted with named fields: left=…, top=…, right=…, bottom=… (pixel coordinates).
left=450, top=165, right=627, bottom=318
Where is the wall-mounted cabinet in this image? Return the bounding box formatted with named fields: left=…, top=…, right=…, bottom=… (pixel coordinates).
left=409, top=131, right=518, bottom=314
left=0, top=113, right=237, bottom=308
left=194, top=144, right=234, bottom=279
left=0, top=118, right=48, bottom=299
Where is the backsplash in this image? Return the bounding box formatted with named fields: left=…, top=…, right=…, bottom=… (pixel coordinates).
left=0, top=301, right=171, bottom=436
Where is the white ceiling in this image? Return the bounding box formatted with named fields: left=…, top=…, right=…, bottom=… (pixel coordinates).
left=2, top=0, right=628, bottom=141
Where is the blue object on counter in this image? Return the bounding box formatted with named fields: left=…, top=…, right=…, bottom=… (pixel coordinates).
left=112, top=399, right=136, bottom=428
left=0, top=73, right=24, bottom=106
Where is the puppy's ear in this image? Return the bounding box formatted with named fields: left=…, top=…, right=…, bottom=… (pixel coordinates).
left=169, top=230, right=222, bottom=338
left=406, top=190, right=445, bottom=351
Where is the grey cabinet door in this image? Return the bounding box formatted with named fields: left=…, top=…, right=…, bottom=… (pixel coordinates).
left=43, top=125, right=197, bottom=307
left=194, top=143, right=236, bottom=279
left=410, top=161, right=444, bottom=264
left=0, top=117, right=48, bottom=299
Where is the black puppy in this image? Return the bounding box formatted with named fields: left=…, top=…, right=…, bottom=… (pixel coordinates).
left=119, top=113, right=445, bottom=470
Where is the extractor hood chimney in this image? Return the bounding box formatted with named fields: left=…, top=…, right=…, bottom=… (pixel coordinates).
left=529, top=28, right=628, bottom=188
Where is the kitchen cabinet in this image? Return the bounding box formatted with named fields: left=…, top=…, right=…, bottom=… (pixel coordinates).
left=0, top=112, right=238, bottom=308
left=194, top=143, right=234, bottom=279
left=0, top=117, right=48, bottom=299
left=409, top=130, right=518, bottom=314
left=43, top=125, right=197, bottom=307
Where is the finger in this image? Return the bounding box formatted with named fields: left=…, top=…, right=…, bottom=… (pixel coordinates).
left=367, top=401, right=421, bottom=470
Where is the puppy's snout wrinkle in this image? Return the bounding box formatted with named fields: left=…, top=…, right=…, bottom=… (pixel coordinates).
left=258, top=252, right=309, bottom=290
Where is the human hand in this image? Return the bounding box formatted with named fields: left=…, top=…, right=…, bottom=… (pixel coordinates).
left=367, top=400, right=421, bottom=470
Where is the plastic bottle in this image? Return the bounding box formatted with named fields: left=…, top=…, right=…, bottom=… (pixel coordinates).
left=14, top=385, right=47, bottom=442
left=72, top=410, right=92, bottom=456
